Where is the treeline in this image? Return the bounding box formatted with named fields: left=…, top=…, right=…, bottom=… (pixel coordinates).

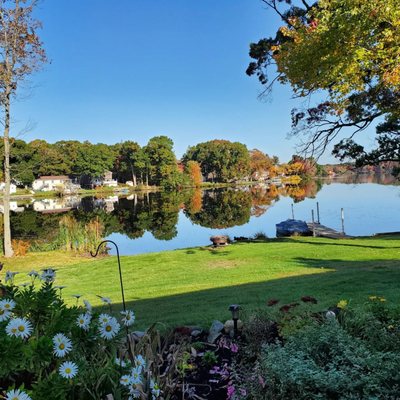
left=4, top=135, right=324, bottom=188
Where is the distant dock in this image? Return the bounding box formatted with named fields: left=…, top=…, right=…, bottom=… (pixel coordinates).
left=306, top=222, right=351, bottom=239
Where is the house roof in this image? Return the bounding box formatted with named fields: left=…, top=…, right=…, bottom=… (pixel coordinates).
left=37, top=176, right=70, bottom=181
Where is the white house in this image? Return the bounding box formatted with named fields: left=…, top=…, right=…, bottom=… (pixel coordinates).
left=0, top=182, right=17, bottom=194
left=93, top=171, right=118, bottom=188
left=32, top=176, right=71, bottom=192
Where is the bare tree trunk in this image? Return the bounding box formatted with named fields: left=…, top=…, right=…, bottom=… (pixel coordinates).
left=145, top=170, right=149, bottom=187
left=131, top=165, right=137, bottom=187
left=3, top=91, right=13, bottom=257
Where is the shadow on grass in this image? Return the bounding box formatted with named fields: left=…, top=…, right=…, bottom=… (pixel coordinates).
left=255, top=237, right=400, bottom=249
left=95, top=258, right=400, bottom=330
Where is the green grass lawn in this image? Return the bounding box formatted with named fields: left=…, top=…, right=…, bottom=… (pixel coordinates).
left=3, top=236, right=400, bottom=330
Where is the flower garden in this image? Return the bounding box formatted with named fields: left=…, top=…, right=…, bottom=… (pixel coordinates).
left=2, top=264, right=400, bottom=399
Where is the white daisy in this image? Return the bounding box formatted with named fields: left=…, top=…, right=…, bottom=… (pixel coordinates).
left=5, top=271, right=18, bottom=284
left=97, top=295, right=112, bottom=305
left=40, top=268, right=56, bottom=283
left=128, top=388, right=141, bottom=399
left=120, top=310, right=135, bottom=327
left=0, top=308, right=12, bottom=322
left=5, top=388, right=32, bottom=400
left=150, top=379, right=161, bottom=399
left=76, top=313, right=92, bottom=331
left=52, top=333, right=73, bottom=357
left=59, top=361, right=78, bottom=379
left=6, top=317, right=33, bottom=339
left=130, top=366, right=143, bottom=385
left=134, top=355, right=146, bottom=372
left=83, top=299, right=92, bottom=312
left=115, top=357, right=128, bottom=367
left=120, top=374, right=133, bottom=386
left=0, top=298, right=16, bottom=311
left=98, top=313, right=112, bottom=324
left=99, top=317, right=120, bottom=340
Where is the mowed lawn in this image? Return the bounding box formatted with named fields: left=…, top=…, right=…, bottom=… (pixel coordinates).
left=3, top=236, right=400, bottom=329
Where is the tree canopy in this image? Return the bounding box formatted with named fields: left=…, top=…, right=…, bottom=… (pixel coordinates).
left=247, top=0, right=400, bottom=170
left=183, top=140, right=250, bottom=182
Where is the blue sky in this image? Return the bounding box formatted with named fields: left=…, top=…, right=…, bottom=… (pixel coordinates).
left=12, top=0, right=375, bottom=162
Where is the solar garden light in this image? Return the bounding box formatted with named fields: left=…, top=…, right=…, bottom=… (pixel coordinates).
left=229, top=304, right=240, bottom=337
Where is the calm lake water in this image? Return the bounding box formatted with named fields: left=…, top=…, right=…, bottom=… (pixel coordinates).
left=8, top=175, right=400, bottom=255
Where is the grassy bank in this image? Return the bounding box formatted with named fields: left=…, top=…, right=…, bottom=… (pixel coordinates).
left=2, top=236, right=400, bottom=329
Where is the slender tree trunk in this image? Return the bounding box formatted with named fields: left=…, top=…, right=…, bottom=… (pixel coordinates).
left=131, top=165, right=137, bottom=187
left=145, top=170, right=149, bottom=187
left=3, top=91, right=13, bottom=257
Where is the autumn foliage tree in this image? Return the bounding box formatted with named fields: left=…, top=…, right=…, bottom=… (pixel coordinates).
left=0, top=0, right=47, bottom=256
left=247, top=0, right=400, bottom=172
left=185, top=160, right=202, bottom=187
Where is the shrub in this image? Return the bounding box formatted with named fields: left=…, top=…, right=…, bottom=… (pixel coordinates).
left=0, top=268, right=168, bottom=399
left=237, top=300, right=400, bottom=400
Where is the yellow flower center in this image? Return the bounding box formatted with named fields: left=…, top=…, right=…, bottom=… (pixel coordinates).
left=0, top=310, right=4, bottom=315
left=18, top=325, right=25, bottom=332
left=106, top=325, right=112, bottom=332
left=126, top=315, right=131, bottom=320
left=12, top=396, right=19, bottom=400
left=11, top=328, right=17, bottom=333
left=65, top=368, right=71, bottom=374
left=59, top=343, right=65, bottom=350
left=4, top=304, right=10, bottom=309
left=80, top=319, right=84, bottom=324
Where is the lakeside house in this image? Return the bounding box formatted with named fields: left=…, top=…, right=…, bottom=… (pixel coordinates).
left=93, top=170, right=118, bottom=187
left=0, top=182, right=17, bottom=194
left=32, top=176, right=71, bottom=191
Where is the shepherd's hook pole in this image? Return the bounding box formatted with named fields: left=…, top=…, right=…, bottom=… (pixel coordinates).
left=90, top=240, right=127, bottom=312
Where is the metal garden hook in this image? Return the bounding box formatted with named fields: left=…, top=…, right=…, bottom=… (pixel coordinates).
left=90, top=240, right=127, bottom=312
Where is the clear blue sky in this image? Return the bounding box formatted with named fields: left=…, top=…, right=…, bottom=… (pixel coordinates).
left=12, top=0, right=375, bottom=162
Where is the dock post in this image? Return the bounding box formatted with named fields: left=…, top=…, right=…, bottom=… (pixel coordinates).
left=316, top=202, right=320, bottom=224
left=341, top=208, right=345, bottom=235
left=311, top=209, right=316, bottom=237
left=291, top=203, right=294, bottom=220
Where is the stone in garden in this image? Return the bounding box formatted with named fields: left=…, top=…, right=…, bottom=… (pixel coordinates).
left=224, top=319, right=244, bottom=336
left=207, top=320, right=224, bottom=343
left=191, top=329, right=203, bottom=338
left=276, top=219, right=311, bottom=237
left=129, top=331, right=145, bottom=342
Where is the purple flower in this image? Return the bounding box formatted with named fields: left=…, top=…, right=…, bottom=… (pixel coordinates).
left=230, top=343, right=239, bottom=353
left=227, top=383, right=236, bottom=399
left=239, top=388, right=247, bottom=397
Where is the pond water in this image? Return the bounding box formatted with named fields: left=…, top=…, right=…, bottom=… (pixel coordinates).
left=7, top=175, right=400, bottom=255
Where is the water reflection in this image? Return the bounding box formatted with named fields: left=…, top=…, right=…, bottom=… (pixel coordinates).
left=4, top=174, right=399, bottom=252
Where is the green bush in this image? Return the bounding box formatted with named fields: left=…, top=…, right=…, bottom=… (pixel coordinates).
left=0, top=268, right=166, bottom=400
left=239, top=300, right=400, bottom=399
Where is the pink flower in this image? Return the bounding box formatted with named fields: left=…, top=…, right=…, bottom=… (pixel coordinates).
left=227, top=383, right=236, bottom=399
left=258, top=375, right=266, bottom=388
left=230, top=343, right=239, bottom=353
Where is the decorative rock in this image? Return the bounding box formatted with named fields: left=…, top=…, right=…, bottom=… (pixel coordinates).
left=224, top=319, right=244, bottom=336
left=191, top=329, right=203, bottom=338
left=276, top=219, right=311, bottom=237
left=129, top=331, right=145, bottom=342
left=207, top=320, right=224, bottom=343
left=210, top=235, right=229, bottom=246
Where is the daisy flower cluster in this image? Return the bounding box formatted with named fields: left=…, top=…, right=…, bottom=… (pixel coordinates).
left=4, top=388, right=32, bottom=400
left=119, top=355, right=161, bottom=399
left=0, top=298, right=16, bottom=322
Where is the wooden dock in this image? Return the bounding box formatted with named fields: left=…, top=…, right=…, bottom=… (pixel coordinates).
left=306, top=222, right=352, bottom=239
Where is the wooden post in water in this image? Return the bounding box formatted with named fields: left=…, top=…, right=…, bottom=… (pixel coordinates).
left=311, top=209, right=316, bottom=237
left=316, top=202, right=320, bottom=224
left=341, top=208, right=345, bottom=235
left=291, top=203, right=295, bottom=220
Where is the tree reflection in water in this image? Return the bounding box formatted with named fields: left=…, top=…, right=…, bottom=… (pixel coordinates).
left=6, top=181, right=328, bottom=249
